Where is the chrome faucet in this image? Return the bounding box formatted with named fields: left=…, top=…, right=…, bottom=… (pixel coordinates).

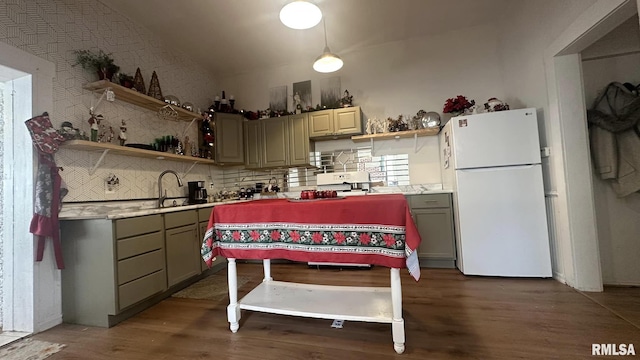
left=158, top=170, right=184, bottom=208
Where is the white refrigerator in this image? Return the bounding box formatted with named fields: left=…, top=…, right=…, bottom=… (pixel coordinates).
left=440, top=108, right=552, bottom=277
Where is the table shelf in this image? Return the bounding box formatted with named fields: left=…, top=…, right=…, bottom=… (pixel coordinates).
left=239, top=280, right=393, bottom=323
left=83, top=80, right=201, bottom=121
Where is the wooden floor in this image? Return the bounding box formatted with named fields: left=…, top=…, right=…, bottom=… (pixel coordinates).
left=33, top=263, right=640, bottom=359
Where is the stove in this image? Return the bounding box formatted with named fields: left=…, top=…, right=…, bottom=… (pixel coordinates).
left=310, top=171, right=372, bottom=268
left=316, top=171, right=371, bottom=197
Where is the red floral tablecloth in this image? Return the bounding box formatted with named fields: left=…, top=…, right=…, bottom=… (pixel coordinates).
left=201, top=194, right=421, bottom=280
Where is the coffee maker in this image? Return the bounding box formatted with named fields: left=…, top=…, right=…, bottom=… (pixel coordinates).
left=188, top=181, right=208, bottom=204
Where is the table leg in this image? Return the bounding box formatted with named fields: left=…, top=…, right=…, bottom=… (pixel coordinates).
left=390, top=268, right=405, bottom=354
left=263, top=259, right=273, bottom=282
left=227, top=258, right=241, bottom=333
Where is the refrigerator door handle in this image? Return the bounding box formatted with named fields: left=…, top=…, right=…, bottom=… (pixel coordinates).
left=460, top=164, right=538, bottom=172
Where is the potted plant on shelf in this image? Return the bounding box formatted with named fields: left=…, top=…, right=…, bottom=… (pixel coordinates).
left=73, top=49, right=120, bottom=81
left=118, top=73, right=134, bottom=88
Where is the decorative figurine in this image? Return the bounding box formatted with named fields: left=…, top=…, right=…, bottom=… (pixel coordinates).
left=484, top=98, right=510, bottom=112
left=133, top=67, right=146, bottom=93
left=107, top=126, right=115, bottom=143
left=88, top=111, right=103, bottom=142
left=147, top=71, right=163, bottom=100
left=339, top=89, right=353, bottom=107
left=118, top=120, right=127, bottom=146
left=293, top=92, right=301, bottom=114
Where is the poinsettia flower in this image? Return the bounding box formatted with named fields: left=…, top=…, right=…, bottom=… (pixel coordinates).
left=206, top=237, right=213, bottom=248
left=290, top=230, right=301, bottom=242
left=216, top=230, right=222, bottom=239
left=270, top=230, right=281, bottom=241
left=312, top=232, right=323, bottom=244
left=232, top=231, right=241, bottom=241
left=249, top=230, right=260, bottom=241
left=443, top=95, right=475, bottom=113
left=383, top=234, right=395, bottom=247
left=359, top=233, right=371, bottom=245
left=334, top=232, right=346, bottom=244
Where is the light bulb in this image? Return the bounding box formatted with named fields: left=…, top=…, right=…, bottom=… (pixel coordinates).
left=280, top=1, right=322, bottom=30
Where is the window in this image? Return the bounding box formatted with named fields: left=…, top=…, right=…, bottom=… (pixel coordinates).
left=288, top=146, right=410, bottom=188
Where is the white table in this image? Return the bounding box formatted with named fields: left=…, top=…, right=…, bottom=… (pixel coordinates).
left=226, top=259, right=406, bottom=354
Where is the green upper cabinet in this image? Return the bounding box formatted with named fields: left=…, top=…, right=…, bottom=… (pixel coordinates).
left=243, top=114, right=315, bottom=169
left=262, top=116, right=289, bottom=168
left=215, top=113, right=244, bottom=164
left=335, top=106, right=363, bottom=134
left=288, top=113, right=313, bottom=166
left=309, top=109, right=334, bottom=137
left=309, top=106, right=363, bottom=139
left=244, top=120, right=262, bottom=169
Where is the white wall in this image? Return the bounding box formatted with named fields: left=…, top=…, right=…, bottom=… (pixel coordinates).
left=0, top=0, right=222, bottom=332
left=583, top=51, right=640, bottom=285
left=219, top=23, right=506, bottom=184
left=0, top=0, right=224, bottom=203
left=495, top=0, right=599, bottom=284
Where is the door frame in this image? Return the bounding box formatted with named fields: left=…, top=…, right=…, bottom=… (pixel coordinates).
left=543, top=0, right=638, bottom=291
left=0, top=40, right=58, bottom=332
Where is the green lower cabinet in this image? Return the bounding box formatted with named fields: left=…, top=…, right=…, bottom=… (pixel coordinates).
left=61, top=215, right=167, bottom=327
left=408, top=194, right=456, bottom=268
left=61, top=207, right=222, bottom=328
left=165, top=224, right=201, bottom=287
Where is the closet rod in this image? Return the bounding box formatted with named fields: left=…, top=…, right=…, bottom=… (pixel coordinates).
left=582, top=50, right=640, bottom=62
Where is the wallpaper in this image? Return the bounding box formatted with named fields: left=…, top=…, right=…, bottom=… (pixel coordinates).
left=0, top=0, right=223, bottom=202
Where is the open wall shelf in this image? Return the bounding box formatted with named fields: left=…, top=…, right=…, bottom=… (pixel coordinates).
left=83, top=80, right=201, bottom=121
left=350, top=128, right=440, bottom=142
left=62, top=140, right=216, bottom=174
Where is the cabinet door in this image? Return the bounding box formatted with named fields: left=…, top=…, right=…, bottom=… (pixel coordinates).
left=244, top=120, right=262, bottom=169
left=166, top=224, right=201, bottom=287
left=261, top=117, right=289, bottom=167
left=216, top=113, right=244, bottom=164
left=413, top=208, right=456, bottom=260
left=288, top=113, right=311, bottom=166
left=334, top=106, right=362, bottom=135
left=309, top=109, right=334, bottom=138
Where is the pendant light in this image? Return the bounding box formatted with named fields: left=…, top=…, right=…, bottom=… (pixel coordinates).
left=280, top=1, right=322, bottom=30
left=313, top=18, right=343, bottom=73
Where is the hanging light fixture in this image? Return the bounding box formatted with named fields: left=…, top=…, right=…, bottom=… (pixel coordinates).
left=280, top=1, right=322, bottom=30
left=313, top=19, right=343, bottom=73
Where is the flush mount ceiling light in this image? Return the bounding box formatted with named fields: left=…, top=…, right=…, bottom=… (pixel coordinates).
left=279, top=1, right=322, bottom=30
left=313, top=19, right=343, bottom=73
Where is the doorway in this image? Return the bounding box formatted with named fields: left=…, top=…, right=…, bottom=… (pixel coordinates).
left=0, top=63, right=34, bottom=339
left=544, top=0, right=638, bottom=291
left=581, top=14, right=640, bottom=287
left=0, top=40, right=57, bottom=336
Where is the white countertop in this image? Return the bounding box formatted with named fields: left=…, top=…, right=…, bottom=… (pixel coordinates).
left=59, top=185, right=452, bottom=220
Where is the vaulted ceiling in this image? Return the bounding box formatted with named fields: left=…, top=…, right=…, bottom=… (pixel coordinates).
left=102, top=0, right=515, bottom=77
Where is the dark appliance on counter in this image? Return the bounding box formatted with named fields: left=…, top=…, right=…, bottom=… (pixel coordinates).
left=188, top=181, right=208, bottom=204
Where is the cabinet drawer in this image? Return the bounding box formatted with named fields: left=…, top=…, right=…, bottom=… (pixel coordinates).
left=409, top=194, right=451, bottom=209
left=117, top=249, right=165, bottom=285
left=118, top=269, right=166, bottom=311
left=165, top=210, right=197, bottom=229
left=115, top=215, right=162, bottom=239
left=117, top=231, right=163, bottom=260
left=198, top=207, right=213, bottom=223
